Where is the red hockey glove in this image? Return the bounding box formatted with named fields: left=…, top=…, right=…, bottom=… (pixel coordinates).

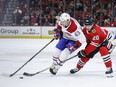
left=77, top=50, right=86, bottom=58
left=68, top=44, right=78, bottom=53
left=54, top=28, right=61, bottom=40
left=67, top=42, right=81, bottom=53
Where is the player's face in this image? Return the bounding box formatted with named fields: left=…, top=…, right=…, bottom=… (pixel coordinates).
left=85, top=25, right=93, bottom=31
left=60, top=20, right=70, bottom=28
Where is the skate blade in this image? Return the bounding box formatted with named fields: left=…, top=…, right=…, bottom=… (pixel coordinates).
left=106, top=73, right=113, bottom=78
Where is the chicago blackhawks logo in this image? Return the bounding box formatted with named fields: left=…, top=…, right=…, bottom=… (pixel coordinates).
left=92, top=29, right=96, bottom=33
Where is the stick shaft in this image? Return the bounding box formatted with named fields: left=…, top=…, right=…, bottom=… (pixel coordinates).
left=10, top=38, right=54, bottom=77
left=23, top=54, right=78, bottom=76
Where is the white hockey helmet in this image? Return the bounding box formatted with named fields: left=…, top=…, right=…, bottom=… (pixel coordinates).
left=59, top=13, right=71, bottom=28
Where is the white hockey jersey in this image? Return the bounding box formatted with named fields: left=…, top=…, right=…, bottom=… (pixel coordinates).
left=57, top=17, right=85, bottom=42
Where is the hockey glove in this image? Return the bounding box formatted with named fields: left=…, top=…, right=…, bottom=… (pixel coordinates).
left=54, top=28, right=61, bottom=40
left=67, top=43, right=79, bottom=53
left=77, top=50, right=86, bottom=58
left=67, top=41, right=82, bottom=53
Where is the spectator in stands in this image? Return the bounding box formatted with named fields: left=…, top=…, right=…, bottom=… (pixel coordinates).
left=21, top=13, right=30, bottom=26
left=113, top=5, right=116, bottom=17
left=3, top=0, right=114, bottom=26
left=111, top=17, right=116, bottom=27
left=13, top=6, right=23, bottom=25
left=104, top=19, right=111, bottom=27
left=43, top=18, right=52, bottom=26
left=30, top=15, right=37, bottom=26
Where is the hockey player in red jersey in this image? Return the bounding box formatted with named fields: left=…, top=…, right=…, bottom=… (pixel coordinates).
left=49, top=13, right=85, bottom=75
left=70, top=17, right=116, bottom=77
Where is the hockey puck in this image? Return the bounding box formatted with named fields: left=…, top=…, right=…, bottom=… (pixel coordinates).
left=19, top=77, right=23, bottom=79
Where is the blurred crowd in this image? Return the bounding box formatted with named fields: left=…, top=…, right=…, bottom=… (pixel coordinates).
left=13, top=0, right=116, bottom=27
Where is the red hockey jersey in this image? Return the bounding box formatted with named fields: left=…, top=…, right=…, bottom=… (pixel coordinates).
left=83, top=24, right=108, bottom=55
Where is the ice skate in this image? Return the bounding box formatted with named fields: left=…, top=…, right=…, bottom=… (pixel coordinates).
left=70, top=68, right=80, bottom=74
left=49, top=63, right=62, bottom=75
left=105, top=67, right=113, bottom=78
left=49, top=67, right=58, bottom=75
left=49, top=58, right=63, bottom=75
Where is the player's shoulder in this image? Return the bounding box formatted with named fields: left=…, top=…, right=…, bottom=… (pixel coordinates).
left=70, top=17, right=79, bottom=25
left=91, top=24, right=101, bottom=34
left=94, top=24, right=101, bottom=29
left=70, top=18, right=77, bottom=28
left=66, top=18, right=78, bottom=33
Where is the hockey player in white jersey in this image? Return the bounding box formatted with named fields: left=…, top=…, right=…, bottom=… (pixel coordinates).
left=49, top=13, right=85, bottom=75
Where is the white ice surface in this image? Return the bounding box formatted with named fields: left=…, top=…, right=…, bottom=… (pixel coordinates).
left=0, top=39, right=116, bottom=87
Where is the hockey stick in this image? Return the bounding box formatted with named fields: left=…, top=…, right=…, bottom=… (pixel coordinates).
left=9, top=38, right=55, bottom=77
left=23, top=54, right=78, bottom=76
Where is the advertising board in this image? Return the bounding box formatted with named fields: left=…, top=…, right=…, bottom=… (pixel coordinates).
left=0, top=26, right=115, bottom=39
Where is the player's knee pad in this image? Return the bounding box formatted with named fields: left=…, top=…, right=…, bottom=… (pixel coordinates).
left=99, top=46, right=109, bottom=56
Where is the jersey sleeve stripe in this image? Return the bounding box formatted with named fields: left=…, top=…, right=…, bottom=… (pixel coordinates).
left=90, top=41, right=100, bottom=47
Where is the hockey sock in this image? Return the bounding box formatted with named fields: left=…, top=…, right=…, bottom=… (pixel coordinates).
left=100, top=46, right=112, bottom=68
left=76, top=57, right=90, bottom=69
left=102, top=55, right=112, bottom=68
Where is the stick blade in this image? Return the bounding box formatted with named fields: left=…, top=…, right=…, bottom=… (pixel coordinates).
left=1, top=73, right=11, bottom=77
left=23, top=72, right=33, bottom=76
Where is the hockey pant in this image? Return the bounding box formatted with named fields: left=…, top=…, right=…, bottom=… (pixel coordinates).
left=76, top=46, right=112, bottom=70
